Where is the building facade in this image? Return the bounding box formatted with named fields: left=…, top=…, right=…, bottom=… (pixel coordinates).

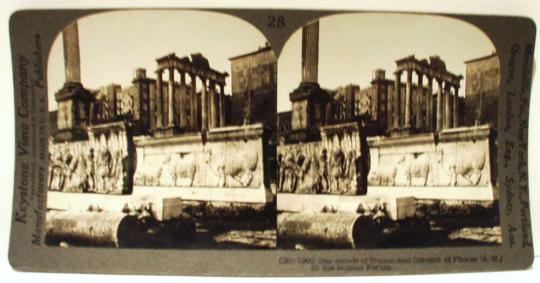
left=463, top=53, right=500, bottom=127
left=229, top=43, right=277, bottom=129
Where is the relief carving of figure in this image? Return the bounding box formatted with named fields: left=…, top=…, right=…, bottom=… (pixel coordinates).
left=205, top=149, right=259, bottom=188
left=171, top=153, right=197, bottom=187
left=454, top=149, right=486, bottom=186
left=368, top=165, right=397, bottom=186
left=49, top=150, right=65, bottom=191
left=318, top=149, right=330, bottom=194
left=85, top=148, right=96, bottom=192
left=329, top=149, right=346, bottom=194
left=296, top=155, right=323, bottom=194
left=63, top=152, right=89, bottom=193
left=279, top=151, right=297, bottom=193
left=408, top=153, right=431, bottom=186
left=97, top=147, right=113, bottom=193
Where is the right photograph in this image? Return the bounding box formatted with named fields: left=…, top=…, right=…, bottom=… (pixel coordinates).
left=276, top=13, right=501, bottom=249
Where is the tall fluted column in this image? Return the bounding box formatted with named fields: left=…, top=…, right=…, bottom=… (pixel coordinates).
left=436, top=79, right=443, bottom=132
left=200, top=77, right=208, bottom=131
left=393, top=71, right=402, bottom=129
left=453, top=85, right=459, bottom=127
left=219, top=83, right=225, bottom=127
left=190, top=73, right=197, bottom=130
left=416, top=71, right=423, bottom=129
left=209, top=80, right=217, bottom=129
left=404, top=69, right=412, bottom=128
left=444, top=82, right=452, bottom=129
left=426, top=76, right=433, bottom=131
left=63, top=22, right=81, bottom=84
left=155, top=70, right=163, bottom=129
left=301, top=21, right=319, bottom=83
left=167, top=68, right=175, bottom=128
left=179, top=71, right=186, bottom=128
left=386, top=82, right=393, bottom=131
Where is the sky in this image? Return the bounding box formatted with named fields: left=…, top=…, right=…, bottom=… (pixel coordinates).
left=47, top=10, right=268, bottom=110
left=277, top=13, right=496, bottom=112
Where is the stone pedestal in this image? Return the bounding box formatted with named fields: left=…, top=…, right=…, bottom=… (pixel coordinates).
left=53, top=82, right=93, bottom=143
left=288, top=82, right=331, bottom=143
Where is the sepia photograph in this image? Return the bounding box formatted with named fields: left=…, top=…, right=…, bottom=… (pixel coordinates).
left=276, top=13, right=501, bottom=249
left=45, top=10, right=278, bottom=249
left=5, top=4, right=537, bottom=276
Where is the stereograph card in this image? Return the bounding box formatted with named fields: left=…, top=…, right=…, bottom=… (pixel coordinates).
left=7, top=7, right=536, bottom=276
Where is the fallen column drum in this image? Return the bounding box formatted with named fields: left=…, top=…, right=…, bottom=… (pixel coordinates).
left=277, top=212, right=384, bottom=248
left=46, top=211, right=142, bottom=247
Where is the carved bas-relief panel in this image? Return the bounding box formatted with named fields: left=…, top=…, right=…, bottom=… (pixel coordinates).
left=133, top=123, right=265, bottom=190
left=367, top=125, right=492, bottom=188
left=277, top=122, right=370, bottom=196
left=277, top=124, right=495, bottom=201
left=48, top=121, right=133, bottom=195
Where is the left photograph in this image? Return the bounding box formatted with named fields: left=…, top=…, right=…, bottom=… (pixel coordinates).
left=46, top=10, right=277, bottom=249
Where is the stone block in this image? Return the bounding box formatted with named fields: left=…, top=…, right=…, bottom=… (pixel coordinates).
left=276, top=193, right=415, bottom=221
left=47, top=191, right=184, bottom=222
left=132, top=186, right=272, bottom=204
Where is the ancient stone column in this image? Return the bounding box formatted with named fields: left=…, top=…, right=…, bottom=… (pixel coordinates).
left=190, top=73, right=197, bottom=130
left=453, top=85, right=459, bottom=127
left=200, top=77, right=208, bottom=131
left=63, top=22, right=81, bottom=84
left=404, top=69, right=412, bottom=128
left=416, top=71, right=423, bottom=129
left=436, top=79, right=443, bottom=132
left=444, top=82, right=452, bottom=129
left=179, top=71, right=186, bottom=128
left=301, top=21, right=319, bottom=84
left=386, top=82, right=393, bottom=131
left=155, top=70, right=163, bottom=129
left=393, top=71, right=402, bottom=129
left=167, top=67, right=175, bottom=128
left=426, top=76, right=433, bottom=131
left=208, top=80, right=217, bottom=129
left=219, top=83, right=225, bottom=127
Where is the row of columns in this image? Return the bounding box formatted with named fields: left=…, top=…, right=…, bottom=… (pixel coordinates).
left=154, top=67, right=226, bottom=132
left=392, top=69, right=460, bottom=132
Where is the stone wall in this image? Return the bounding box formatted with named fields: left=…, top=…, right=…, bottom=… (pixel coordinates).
left=48, top=121, right=133, bottom=194
left=277, top=122, right=495, bottom=199
left=464, top=54, right=500, bottom=127
left=133, top=123, right=267, bottom=189
left=368, top=125, right=494, bottom=188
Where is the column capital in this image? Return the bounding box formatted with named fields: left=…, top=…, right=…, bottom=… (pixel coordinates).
left=444, top=81, right=452, bottom=90
left=199, top=76, right=207, bottom=85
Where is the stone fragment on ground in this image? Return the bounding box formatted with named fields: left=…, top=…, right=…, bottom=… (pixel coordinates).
left=448, top=226, right=502, bottom=245
left=214, top=230, right=276, bottom=249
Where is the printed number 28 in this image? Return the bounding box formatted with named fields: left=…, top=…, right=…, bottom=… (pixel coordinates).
left=267, top=15, right=285, bottom=28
